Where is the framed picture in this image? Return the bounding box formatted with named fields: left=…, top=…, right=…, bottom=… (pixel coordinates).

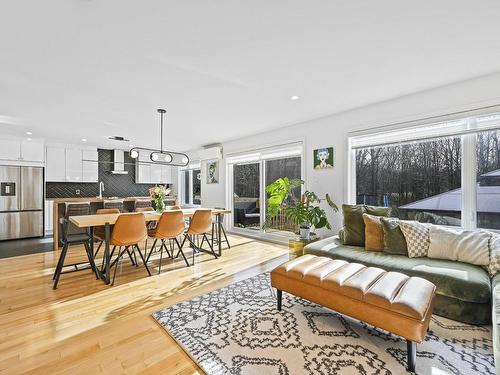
left=313, top=147, right=334, bottom=169
left=206, top=160, right=219, bottom=184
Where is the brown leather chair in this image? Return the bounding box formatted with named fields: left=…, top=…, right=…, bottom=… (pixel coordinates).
left=146, top=210, right=189, bottom=271
left=92, top=208, right=120, bottom=259
left=181, top=209, right=217, bottom=264
left=109, top=213, right=150, bottom=285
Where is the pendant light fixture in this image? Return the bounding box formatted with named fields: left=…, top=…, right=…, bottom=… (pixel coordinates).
left=130, top=108, right=190, bottom=167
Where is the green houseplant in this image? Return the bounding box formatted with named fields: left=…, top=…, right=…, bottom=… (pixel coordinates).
left=264, top=177, right=338, bottom=239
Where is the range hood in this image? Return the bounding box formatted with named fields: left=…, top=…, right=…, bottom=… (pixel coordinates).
left=111, top=150, right=128, bottom=174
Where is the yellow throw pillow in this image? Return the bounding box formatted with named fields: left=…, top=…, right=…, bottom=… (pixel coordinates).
left=362, top=213, right=384, bottom=251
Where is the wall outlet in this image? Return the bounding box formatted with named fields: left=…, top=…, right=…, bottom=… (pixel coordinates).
left=76, top=189, right=81, bottom=195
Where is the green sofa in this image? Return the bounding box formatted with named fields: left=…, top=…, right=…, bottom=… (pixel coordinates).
left=304, top=236, right=500, bottom=372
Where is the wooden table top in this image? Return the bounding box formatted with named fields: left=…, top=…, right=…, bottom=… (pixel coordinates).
left=69, top=208, right=231, bottom=228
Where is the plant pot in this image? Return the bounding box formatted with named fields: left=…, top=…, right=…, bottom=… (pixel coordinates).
left=299, top=226, right=311, bottom=240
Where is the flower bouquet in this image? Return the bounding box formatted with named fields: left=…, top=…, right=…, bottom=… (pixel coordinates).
left=149, top=185, right=170, bottom=213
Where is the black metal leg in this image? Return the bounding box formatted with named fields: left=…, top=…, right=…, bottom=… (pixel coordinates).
left=53, top=242, right=66, bottom=280
left=111, top=248, right=126, bottom=286
left=125, top=246, right=136, bottom=266
left=220, top=223, right=230, bottom=249
left=94, top=240, right=103, bottom=258
left=158, top=242, right=164, bottom=274
left=407, top=340, right=416, bottom=372
left=146, top=238, right=158, bottom=263
left=53, top=243, right=69, bottom=289
left=161, top=240, right=172, bottom=258
left=217, top=213, right=223, bottom=256
left=203, top=233, right=218, bottom=259
left=104, top=223, right=111, bottom=284
left=174, top=237, right=190, bottom=267
left=84, top=241, right=99, bottom=279
left=136, top=244, right=152, bottom=276
left=277, top=289, right=282, bottom=311
left=180, top=234, right=187, bottom=249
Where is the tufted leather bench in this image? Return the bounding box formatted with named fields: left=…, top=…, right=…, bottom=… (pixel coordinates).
left=271, top=254, right=436, bottom=372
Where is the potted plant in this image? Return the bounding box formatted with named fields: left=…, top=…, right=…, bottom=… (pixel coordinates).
left=264, top=178, right=338, bottom=240
left=149, top=185, right=170, bottom=213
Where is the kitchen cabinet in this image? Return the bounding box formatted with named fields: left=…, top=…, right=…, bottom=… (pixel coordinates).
left=82, top=150, right=98, bottom=182
left=21, top=140, right=44, bottom=162
left=46, top=147, right=66, bottom=182
left=135, top=151, right=172, bottom=184
left=46, top=145, right=98, bottom=182
left=0, top=139, right=45, bottom=162
left=65, top=149, right=83, bottom=181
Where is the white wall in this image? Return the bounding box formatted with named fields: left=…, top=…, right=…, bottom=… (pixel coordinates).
left=189, top=71, right=500, bottom=237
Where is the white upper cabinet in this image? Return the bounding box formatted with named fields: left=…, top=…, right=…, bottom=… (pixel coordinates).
left=65, top=149, right=83, bottom=182
left=0, top=140, right=21, bottom=160
left=46, top=147, right=66, bottom=182
left=46, top=145, right=98, bottom=182
left=161, top=165, right=172, bottom=183
left=82, top=149, right=98, bottom=182
left=21, top=140, right=44, bottom=162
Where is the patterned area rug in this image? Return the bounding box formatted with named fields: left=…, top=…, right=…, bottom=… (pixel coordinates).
left=153, top=273, right=494, bottom=375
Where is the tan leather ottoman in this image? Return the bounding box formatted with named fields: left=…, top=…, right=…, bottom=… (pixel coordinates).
left=271, top=254, right=436, bottom=372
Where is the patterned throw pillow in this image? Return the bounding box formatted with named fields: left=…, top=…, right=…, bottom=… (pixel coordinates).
left=399, top=221, right=430, bottom=258
left=488, top=233, right=500, bottom=277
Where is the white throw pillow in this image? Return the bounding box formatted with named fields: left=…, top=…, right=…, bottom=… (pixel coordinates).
left=399, top=221, right=430, bottom=258
left=488, top=233, right=500, bottom=277
left=428, top=226, right=491, bottom=265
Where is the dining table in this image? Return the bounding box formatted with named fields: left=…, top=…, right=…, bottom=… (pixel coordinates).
left=69, top=208, right=231, bottom=285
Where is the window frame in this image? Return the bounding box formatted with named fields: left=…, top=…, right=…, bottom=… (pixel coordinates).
left=348, top=112, right=500, bottom=231
left=178, top=163, right=201, bottom=207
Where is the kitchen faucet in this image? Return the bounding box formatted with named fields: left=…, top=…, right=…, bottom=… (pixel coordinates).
left=99, top=181, right=105, bottom=198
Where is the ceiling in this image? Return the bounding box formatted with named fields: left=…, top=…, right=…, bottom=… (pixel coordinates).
left=1, top=0, right=500, bottom=151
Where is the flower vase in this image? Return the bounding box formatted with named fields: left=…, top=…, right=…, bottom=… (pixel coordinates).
left=155, top=199, right=165, bottom=213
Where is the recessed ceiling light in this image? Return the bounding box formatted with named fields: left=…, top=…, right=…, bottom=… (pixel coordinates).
left=26, top=131, right=32, bottom=135
left=81, top=138, right=87, bottom=142
left=290, top=95, right=300, bottom=101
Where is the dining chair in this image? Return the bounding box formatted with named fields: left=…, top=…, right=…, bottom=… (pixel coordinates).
left=92, top=208, right=120, bottom=259
left=146, top=210, right=190, bottom=272
left=103, top=199, right=124, bottom=212
left=109, top=213, right=150, bottom=285
left=53, top=202, right=99, bottom=289
left=181, top=209, right=218, bottom=264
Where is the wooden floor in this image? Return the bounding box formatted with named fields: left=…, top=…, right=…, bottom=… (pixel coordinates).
left=0, top=234, right=290, bottom=375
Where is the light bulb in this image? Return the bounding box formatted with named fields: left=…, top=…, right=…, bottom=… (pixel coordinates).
left=151, top=153, right=159, bottom=161
left=181, top=156, right=189, bottom=164
left=163, top=153, right=173, bottom=163
left=130, top=150, right=139, bottom=159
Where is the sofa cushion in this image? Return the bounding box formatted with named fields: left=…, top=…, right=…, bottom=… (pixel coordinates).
left=428, top=226, right=491, bottom=266
left=492, top=274, right=500, bottom=374
left=380, top=217, right=408, bottom=256
left=341, top=204, right=391, bottom=246
left=488, top=233, right=500, bottom=277
left=303, top=236, right=491, bottom=304
left=341, top=204, right=366, bottom=246
left=362, top=214, right=384, bottom=251
left=399, top=221, right=430, bottom=258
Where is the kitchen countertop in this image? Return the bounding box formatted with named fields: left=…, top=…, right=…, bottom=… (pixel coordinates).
left=48, top=196, right=176, bottom=204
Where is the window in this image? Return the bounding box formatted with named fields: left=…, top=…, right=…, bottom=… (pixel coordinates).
left=355, top=137, right=461, bottom=225
left=349, top=109, right=500, bottom=230
left=228, top=142, right=303, bottom=238
left=180, top=166, right=201, bottom=206
left=476, top=130, right=500, bottom=229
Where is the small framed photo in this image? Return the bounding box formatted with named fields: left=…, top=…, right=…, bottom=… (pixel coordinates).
left=206, top=160, right=219, bottom=184
left=313, top=147, right=334, bottom=169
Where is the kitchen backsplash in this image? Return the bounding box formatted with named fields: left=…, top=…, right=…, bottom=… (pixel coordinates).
left=46, top=149, right=171, bottom=199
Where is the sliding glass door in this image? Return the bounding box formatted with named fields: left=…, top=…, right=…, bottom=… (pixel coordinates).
left=228, top=143, right=303, bottom=239
left=232, top=162, right=261, bottom=231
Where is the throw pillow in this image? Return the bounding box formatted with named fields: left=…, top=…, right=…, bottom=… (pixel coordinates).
left=362, top=213, right=384, bottom=251
left=399, top=221, right=430, bottom=258
left=488, top=233, right=500, bottom=277
left=341, top=204, right=366, bottom=246
left=341, top=204, right=391, bottom=246
left=380, top=217, right=408, bottom=256
left=428, top=226, right=491, bottom=265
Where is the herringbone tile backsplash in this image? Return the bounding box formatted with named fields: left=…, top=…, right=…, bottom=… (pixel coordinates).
left=46, top=149, right=170, bottom=198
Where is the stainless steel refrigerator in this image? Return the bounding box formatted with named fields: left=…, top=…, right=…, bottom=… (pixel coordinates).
left=0, top=166, right=44, bottom=240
